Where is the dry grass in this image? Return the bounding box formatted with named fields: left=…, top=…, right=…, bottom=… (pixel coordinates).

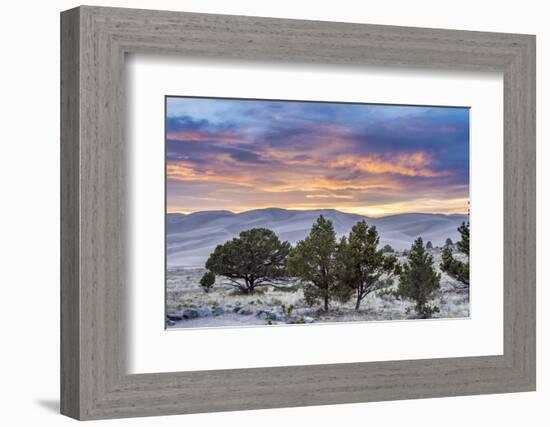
left=166, top=268, right=304, bottom=313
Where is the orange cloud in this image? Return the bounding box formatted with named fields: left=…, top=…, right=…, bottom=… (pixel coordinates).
left=330, top=151, right=444, bottom=177
left=167, top=161, right=255, bottom=187
left=167, top=155, right=403, bottom=195
left=305, top=194, right=353, bottom=199
left=167, top=130, right=246, bottom=145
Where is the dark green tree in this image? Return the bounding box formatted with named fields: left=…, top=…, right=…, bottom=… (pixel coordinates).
left=288, top=215, right=339, bottom=311
left=382, top=244, right=395, bottom=253
left=205, top=228, right=291, bottom=294
left=445, top=237, right=454, bottom=247
left=457, top=222, right=470, bottom=256
left=199, top=270, right=216, bottom=293
left=337, top=221, right=398, bottom=310
left=440, top=221, right=470, bottom=286
left=397, top=237, right=441, bottom=318
left=426, top=241, right=433, bottom=249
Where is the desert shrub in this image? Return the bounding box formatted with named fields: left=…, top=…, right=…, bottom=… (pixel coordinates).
left=199, top=270, right=216, bottom=293
left=281, top=304, right=295, bottom=317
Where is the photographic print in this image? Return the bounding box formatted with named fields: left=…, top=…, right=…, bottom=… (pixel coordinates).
left=165, top=96, right=470, bottom=329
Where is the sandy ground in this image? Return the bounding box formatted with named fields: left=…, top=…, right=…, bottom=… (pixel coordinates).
left=168, top=312, right=268, bottom=329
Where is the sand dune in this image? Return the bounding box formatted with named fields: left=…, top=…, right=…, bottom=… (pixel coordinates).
left=167, top=208, right=467, bottom=268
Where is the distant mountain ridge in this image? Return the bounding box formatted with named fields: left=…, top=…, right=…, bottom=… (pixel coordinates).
left=167, top=208, right=468, bottom=268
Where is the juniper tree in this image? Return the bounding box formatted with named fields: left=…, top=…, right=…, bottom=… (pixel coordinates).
left=457, top=222, right=470, bottom=256
left=199, top=270, right=216, bottom=293
left=397, top=237, right=441, bottom=318
left=205, top=228, right=291, bottom=294
left=382, top=244, right=395, bottom=253
left=288, top=215, right=339, bottom=311
left=440, top=221, right=470, bottom=286
left=336, top=221, right=399, bottom=310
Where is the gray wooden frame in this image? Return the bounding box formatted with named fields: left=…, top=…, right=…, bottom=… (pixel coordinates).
left=60, top=5, right=536, bottom=420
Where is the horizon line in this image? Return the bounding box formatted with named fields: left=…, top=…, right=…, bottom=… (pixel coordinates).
left=166, top=207, right=469, bottom=218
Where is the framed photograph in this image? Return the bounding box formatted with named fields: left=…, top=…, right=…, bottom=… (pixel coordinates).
left=165, top=96, right=471, bottom=328
left=61, top=6, right=536, bottom=420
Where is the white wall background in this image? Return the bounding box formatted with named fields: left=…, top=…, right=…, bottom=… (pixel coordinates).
left=0, top=0, right=546, bottom=425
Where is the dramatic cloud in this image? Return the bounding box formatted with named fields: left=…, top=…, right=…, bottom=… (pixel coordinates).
left=166, top=97, right=469, bottom=216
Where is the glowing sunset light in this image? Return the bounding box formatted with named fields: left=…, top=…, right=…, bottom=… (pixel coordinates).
left=166, top=97, right=469, bottom=217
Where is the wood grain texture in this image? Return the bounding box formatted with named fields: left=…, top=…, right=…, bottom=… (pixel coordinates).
left=60, top=6, right=536, bottom=420
left=60, top=7, right=80, bottom=419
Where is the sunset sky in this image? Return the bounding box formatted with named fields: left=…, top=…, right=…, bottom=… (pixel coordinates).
left=166, top=97, right=469, bottom=217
